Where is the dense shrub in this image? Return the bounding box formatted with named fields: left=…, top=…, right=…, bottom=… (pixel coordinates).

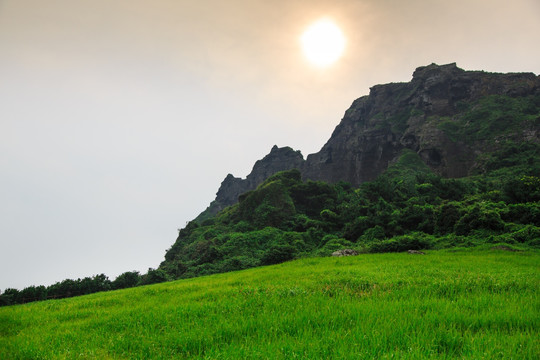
left=508, top=225, right=540, bottom=244
left=504, top=176, right=540, bottom=203
left=260, top=244, right=297, bottom=265
left=219, top=256, right=259, bottom=272
left=0, top=288, right=20, bottom=306
left=112, top=271, right=141, bottom=290
left=359, top=225, right=386, bottom=242
left=435, top=202, right=463, bottom=234
left=316, top=236, right=354, bottom=256
left=454, top=203, right=505, bottom=235
left=502, top=203, right=540, bottom=224
left=139, top=268, right=169, bottom=286
left=369, top=233, right=433, bottom=253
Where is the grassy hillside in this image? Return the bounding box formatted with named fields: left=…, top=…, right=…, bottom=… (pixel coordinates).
left=1, top=249, right=538, bottom=359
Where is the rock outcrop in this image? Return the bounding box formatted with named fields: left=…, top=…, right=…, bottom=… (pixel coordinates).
left=197, top=146, right=304, bottom=220
left=198, top=63, right=540, bottom=220
left=303, top=63, right=539, bottom=183
left=331, top=249, right=359, bottom=257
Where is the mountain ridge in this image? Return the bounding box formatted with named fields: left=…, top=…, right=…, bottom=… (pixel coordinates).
left=198, top=63, right=539, bottom=220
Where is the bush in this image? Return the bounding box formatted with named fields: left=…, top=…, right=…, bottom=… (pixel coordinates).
left=369, top=233, right=433, bottom=253
left=343, top=216, right=371, bottom=241
left=238, top=180, right=297, bottom=228
left=0, top=288, right=20, bottom=306
left=260, top=244, right=297, bottom=265
left=140, top=268, right=169, bottom=285
left=504, top=176, right=540, bottom=203
left=316, top=236, right=354, bottom=256
left=435, top=202, right=463, bottom=234
left=219, top=256, right=259, bottom=273
left=112, top=271, right=141, bottom=290
left=502, top=203, right=540, bottom=224
left=454, top=203, right=505, bottom=235
left=509, top=225, right=540, bottom=245
left=359, top=225, right=386, bottom=242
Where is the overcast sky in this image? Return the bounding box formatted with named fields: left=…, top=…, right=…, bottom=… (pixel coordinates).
left=1, top=0, right=539, bottom=290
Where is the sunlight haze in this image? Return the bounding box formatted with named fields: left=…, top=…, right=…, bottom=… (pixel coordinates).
left=301, top=19, right=346, bottom=67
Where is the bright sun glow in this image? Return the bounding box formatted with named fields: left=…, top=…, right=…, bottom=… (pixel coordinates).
left=301, top=19, right=346, bottom=67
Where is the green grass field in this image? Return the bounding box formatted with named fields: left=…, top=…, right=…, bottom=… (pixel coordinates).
left=1, top=249, right=539, bottom=359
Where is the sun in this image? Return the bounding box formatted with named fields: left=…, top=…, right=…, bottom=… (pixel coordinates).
left=300, top=19, right=346, bottom=67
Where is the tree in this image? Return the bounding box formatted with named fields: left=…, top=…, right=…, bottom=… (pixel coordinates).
left=0, top=288, right=20, bottom=306
left=19, top=285, right=47, bottom=303
left=260, top=244, right=296, bottom=265
left=140, top=268, right=169, bottom=285
left=112, top=271, right=141, bottom=290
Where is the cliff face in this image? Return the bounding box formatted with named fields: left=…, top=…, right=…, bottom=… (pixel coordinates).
left=199, top=63, right=540, bottom=219
left=303, top=63, right=539, bottom=183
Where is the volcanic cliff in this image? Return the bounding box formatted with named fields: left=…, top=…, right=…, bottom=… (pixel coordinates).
left=197, top=63, right=539, bottom=220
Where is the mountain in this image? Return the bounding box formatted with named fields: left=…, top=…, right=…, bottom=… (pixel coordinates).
left=159, top=62, right=539, bottom=280
left=3, top=63, right=538, bottom=306
left=197, top=63, right=539, bottom=221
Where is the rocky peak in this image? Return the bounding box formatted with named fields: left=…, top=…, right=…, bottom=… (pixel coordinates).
left=197, top=146, right=305, bottom=220
left=246, top=145, right=305, bottom=186
left=214, top=174, right=245, bottom=208
left=412, top=62, right=463, bottom=82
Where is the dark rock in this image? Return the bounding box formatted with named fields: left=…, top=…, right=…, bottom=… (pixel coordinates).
left=332, top=249, right=359, bottom=257
left=198, top=145, right=305, bottom=219
left=246, top=145, right=305, bottom=187
left=216, top=174, right=246, bottom=208
left=302, top=63, right=539, bottom=185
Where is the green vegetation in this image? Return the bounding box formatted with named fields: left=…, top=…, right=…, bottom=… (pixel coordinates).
left=0, top=270, right=172, bottom=306
left=436, top=94, right=540, bottom=143
left=1, top=250, right=538, bottom=359
left=159, top=144, right=539, bottom=280
left=372, top=107, right=424, bottom=133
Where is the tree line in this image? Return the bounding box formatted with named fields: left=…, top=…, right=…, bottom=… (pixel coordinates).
left=0, top=268, right=169, bottom=307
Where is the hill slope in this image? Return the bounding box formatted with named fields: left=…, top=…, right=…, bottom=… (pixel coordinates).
left=162, top=158, right=539, bottom=279
left=162, top=62, right=540, bottom=282
left=1, top=250, right=538, bottom=359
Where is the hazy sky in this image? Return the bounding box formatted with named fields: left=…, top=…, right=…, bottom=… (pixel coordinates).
left=1, top=0, right=539, bottom=290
